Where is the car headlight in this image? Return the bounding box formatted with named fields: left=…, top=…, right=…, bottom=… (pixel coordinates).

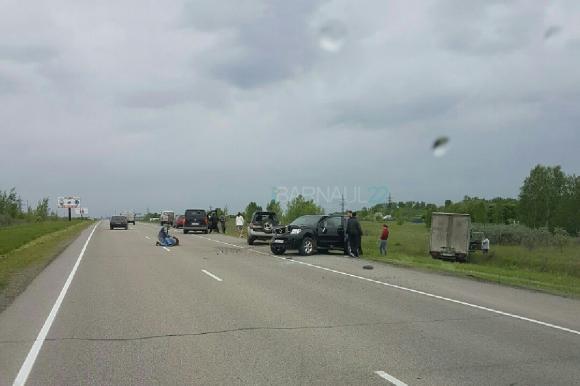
left=290, top=228, right=302, bottom=235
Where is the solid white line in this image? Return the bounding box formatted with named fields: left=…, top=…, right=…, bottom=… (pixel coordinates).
left=196, top=237, right=580, bottom=337
left=13, top=223, right=99, bottom=386
left=163, top=247, right=170, bottom=252
left=201, top=269, right=223, bottom=282
left=375, top=371, right=408, bottom=386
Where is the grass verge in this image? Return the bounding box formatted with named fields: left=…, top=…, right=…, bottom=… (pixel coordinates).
left=222, top=218, right=580, bottom=297
left=0, top=220, right=94, bottom=312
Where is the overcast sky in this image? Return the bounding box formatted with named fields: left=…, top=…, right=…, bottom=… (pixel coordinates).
left=1, top=0, right=579, bottom=217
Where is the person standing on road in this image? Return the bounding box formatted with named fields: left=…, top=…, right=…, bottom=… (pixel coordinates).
left=344, top=210, right=353, bottom=255
left=235, top=212, right=245, bottom=238
left=379, top=224, right=389, bottom=255
left=482, top=237, right=490, bottom=255
left=219, top=214, right=226, bottom=233
left=346, top=211, right=362, bottom=258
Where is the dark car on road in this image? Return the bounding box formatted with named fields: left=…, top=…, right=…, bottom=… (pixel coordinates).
left=110, top=215, right=128, bottom=230
left=183, top=209, right=208, bottom=234
left=270, top=214, right=347, bottom=256
left=173, top=215, right=185, bottom=229
left=247, top=211, right=280, bottom=245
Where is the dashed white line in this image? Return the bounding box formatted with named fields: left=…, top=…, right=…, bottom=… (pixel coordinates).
left=196, top=236, right=580, bottom=337
left=162, top=247, right=171, bottom=252
left=145, top=236, right=151, bottom=240
left=375, top=371, right=408, bottom=386
left=13, top=223, right=99, bottom=386
left=201, top=269, right=223, bottom=282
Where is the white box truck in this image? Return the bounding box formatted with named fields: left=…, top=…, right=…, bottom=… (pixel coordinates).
left=122, top=212, right=135, bottom=225
left=160, top=210, right=175, bottom=226
left=429, top=212, right=471, bottom=262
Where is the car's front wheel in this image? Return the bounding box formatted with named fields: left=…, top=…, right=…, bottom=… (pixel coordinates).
left=299, top=236, right=315, bottom=256
left=270, top=245, right=286, bottom=255
left=183, top=229, right=189, bottom=234
left=247, top=236, right=255, bottom=245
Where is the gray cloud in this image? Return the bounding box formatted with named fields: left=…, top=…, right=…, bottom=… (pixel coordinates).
left=0, top=44, right=58, bottom=63
left=1, top=0, right=579, bottom=217
left=184, top=0, right=325, bottom=88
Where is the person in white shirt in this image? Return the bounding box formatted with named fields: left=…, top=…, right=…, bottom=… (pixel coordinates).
left=235, top=213, right=245, bottom=238
left=482, top=237, right=490, bottom=255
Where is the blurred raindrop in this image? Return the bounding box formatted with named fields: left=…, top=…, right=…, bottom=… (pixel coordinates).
left=544, top=25, right=562, bottom=40
left=318, top=20, right=347, bottom=53
left=432, top=136, right=450, bottom=158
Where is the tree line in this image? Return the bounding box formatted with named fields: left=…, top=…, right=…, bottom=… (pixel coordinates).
left=243, top=195, right=324, bottom=224
left=242, top=164, right=579, bottom=237
left=0, top=188, right=53, bottom=226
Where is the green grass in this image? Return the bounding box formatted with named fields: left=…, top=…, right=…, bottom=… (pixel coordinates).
left=224, top=217, right=580, bottom=296
left=0, top=220, right=93, bottom=309
left=360, top=221, right=580, bottom=297
left=0, top=220, right=90, bottom=255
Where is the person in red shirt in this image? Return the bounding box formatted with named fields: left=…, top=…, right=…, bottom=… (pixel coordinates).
left=379, top=224, right=389, bottom=255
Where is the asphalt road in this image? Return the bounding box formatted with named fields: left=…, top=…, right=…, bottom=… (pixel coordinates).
left=1, top=221, right=579, bottom=385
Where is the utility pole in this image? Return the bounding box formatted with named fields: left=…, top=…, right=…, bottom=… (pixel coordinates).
left=340, top=193, right=345, bottom=213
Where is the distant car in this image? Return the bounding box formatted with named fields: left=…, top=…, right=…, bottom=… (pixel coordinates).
left=270, top=214, right=348, bottom=256
left=110, top=215, right=128, bottom=230
left=160, top=210, right=175, bottom=226
left=247, top=211, right=281, bottom=245
left=173, top=215, right=185, bottom=228
left=183, top=209, right=208, bottom=234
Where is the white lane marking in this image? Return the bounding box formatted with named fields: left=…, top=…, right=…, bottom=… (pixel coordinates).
left=196, top=237, right=580, bottom=337
left=201, top=269, right=223, bottom=282
left=163, top=247, right=171, bottom=252
left=13, top=223, right=99, bottom=386
left=375, top=371, right=408, bottom=386
left=145, top=236, right=151, bottom=240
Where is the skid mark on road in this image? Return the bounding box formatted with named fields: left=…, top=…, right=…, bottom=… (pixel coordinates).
left=196, top=235, right=580, bottom=337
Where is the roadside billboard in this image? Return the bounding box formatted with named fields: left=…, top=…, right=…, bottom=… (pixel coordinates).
left=58, top=196, right=81, bottom=209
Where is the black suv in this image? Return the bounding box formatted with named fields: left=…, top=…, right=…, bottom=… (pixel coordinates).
left=110, top=215, right=128, bottom=230
left=183, top=209, right=208, bottom=234
left=247, top=211, right=280, bottom=245
left=270, top=214, right=347, bottom=256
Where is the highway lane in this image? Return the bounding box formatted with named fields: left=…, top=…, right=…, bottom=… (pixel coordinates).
left=1, top=221, right=579, bottom=385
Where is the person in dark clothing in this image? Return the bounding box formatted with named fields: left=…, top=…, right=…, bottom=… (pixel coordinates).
left=346, top=211, right=362, bottom=257
left=344, top=211, right=353, bottom=255
left=219, top=215, right=226, bottom=233
left=209, top=212, right=220, bottom=233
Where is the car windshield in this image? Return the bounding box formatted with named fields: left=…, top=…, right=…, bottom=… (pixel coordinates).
left=290, top=215, right=324, bottom=227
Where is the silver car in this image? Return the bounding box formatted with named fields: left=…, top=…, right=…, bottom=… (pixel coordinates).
left=247, top=211, right=280, bottom=245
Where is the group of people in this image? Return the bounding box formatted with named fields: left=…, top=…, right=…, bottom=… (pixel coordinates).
left=208, top=212, right=227, bottom=234
left=344, top=210, right=389, bottom=258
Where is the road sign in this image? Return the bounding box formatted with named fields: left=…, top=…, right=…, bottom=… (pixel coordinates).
left=75, top=208, right=88, bottom=215
left=58, top=196, right=81, bottom=209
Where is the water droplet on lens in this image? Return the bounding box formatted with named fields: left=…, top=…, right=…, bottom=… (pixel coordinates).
left=544, top=25, right=562, bottom=40
left=433, top=136, right=450, bottom=157
left=318, top=20, right=347, bottom=53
